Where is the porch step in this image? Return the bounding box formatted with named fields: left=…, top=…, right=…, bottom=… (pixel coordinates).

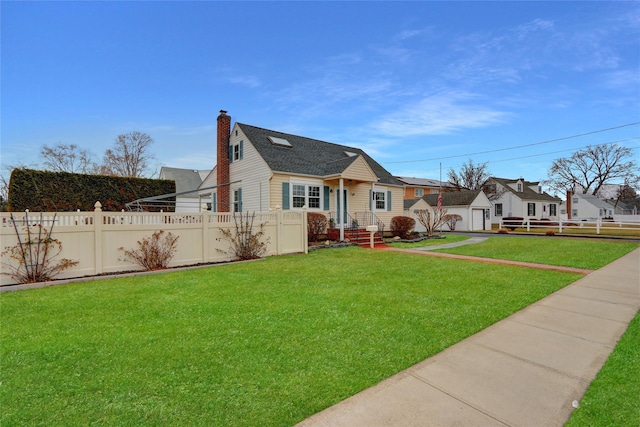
left=328, top=228, right=387, bottom=248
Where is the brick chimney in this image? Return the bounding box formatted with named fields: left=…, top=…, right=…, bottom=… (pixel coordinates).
left=217, top=110, right=231, bottom=212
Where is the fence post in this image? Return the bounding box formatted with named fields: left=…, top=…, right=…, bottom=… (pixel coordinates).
left=526, top=219, right=530, bottom=232
left=597, top=218, right=601, bottom=234
left=276, top=207, right=283, bottom=255
left=94, top=201, right=103, bottom=275
left=201, top=211, right=208, bottom=263
left=302, top=207, right=308, bottom=254
left=559, top=219, right=563, bottom=234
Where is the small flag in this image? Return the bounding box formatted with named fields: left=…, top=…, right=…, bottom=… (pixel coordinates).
left=437, top=192, right=442, bottom=210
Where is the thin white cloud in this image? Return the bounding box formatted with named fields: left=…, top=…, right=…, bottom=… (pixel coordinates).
left=371, top=91, right=509, bottom=137
left=229, top=75, right=262, bottom=88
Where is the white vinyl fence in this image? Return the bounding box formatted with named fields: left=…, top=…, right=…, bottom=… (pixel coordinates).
left=499, top=218, right=640, bottom=235
left=1, top=203, right=308, bottom=286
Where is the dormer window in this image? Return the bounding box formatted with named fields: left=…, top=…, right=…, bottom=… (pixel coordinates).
left=517, top=182, right=523, bottom=192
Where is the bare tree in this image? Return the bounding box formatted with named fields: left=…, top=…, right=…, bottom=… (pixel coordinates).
left=102, top=131, right=155, bottom=177
left=545, top=143, right=639, bottom=196
left=414, top=206, right=448, bottom=237
left=40, top=143, right=99, bottom=174
left=448, top=159, right=491, bottom=191
left=0, top=172, right=8, bottom=211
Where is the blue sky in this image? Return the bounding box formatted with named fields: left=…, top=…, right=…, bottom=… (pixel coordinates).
left=2, top=1, right=639, bottom=192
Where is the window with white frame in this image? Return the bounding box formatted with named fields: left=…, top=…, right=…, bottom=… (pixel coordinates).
left=414, top=188, right=424, bottom=197
left=549, top=204, right=557, bottom=216
left=292, top=181, right=321, bottom=209
left=233, top=189, right=242, bottom=212
left=374, top=190, right=386, bottom=210
left=527, top=203, right=536, bottom=216
left=495, top=203, right=503, bottom=216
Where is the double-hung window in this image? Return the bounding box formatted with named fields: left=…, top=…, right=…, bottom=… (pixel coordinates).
left=495, top=203, right=503, bottom=216
left=233, top=189, right=242, bottom=212
left=549, top=204, right=557, bottom=216
left=414, top=188, right=424, bottom=197
left=374, top=191, right=386, bottom=210
left=292, top=182, right=321, bottom=209
left=527, top=203, right=536, bottom=216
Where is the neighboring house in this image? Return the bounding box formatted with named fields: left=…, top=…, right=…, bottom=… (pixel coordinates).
left=566, top=193, right=619, bottom=220
left=404, top=190, right=492, bottom=232
left=395, top=176, right=456, bottom=200
left=199, top=111, right=405, bottom=238
left=484, top=177, right=561, bottom=226
left=158, top=167, right=211, bottom=212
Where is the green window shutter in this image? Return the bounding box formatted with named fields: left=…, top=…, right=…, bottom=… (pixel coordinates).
left=323, top=186, right=330, bottom=211
left=229, top=145, right=233, bottom=163
left=213, top=193, right=217, bottom=212
left=238, top=188, right=243, bottom=212
left=387, top=191, right=392, bottom=211
left=369, top=190, right=373, bottom=211
left=239, top=140, right=244, bottom=160
left=282, top=182, right=290, bottom=210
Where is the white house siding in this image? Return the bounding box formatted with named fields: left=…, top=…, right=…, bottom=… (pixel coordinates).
left=229, top=126, right=272, bottom=212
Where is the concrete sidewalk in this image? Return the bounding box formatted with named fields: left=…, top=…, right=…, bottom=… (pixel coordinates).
left=297, top=248, right=640, bottom=427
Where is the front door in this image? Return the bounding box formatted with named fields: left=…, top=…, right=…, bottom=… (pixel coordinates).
left=335, top=189, right=348, bottom=225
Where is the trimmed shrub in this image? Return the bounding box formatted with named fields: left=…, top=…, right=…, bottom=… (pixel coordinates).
left=307, top=212, right=328, bottom=242
left=8, top=169, right=175, bottom=212
left=391, top=216, right=416, bottom=239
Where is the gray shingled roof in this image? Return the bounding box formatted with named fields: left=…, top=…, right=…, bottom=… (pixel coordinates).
left=422, top=190, right=483, bottom=206
left=491, top=177, right=560, bottom=202
left=237, top=123, right=402, bottom=186
left=159, top=167, right=207, bottom=193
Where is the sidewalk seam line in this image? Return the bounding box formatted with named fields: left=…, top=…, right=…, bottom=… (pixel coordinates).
left=407, top=372, right=511, bottom=427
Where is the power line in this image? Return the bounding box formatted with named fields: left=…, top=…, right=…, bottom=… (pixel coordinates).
left=408, top=137, right=640, bottom=176
left=385, top=122, right=640, bottom=165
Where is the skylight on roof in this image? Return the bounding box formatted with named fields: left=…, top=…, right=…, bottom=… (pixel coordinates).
left=344, top=151, right=357, bottom=157
left=268, top=136, right=292, bottom=147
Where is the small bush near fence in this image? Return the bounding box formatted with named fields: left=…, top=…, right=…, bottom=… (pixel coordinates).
left=218, top=212, right=270, bottom=260
left=118, top=230, right=179, bottom=271
left=307, top=212, right=328, bottom=242
left=391, top=216, right=416, bottom=239
left=1, top=213, right=79, bottom=284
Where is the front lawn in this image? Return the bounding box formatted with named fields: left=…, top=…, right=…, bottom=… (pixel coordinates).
left=435, top=236, right=638, bottom=270
left=1, top=246, right=584, bottom=426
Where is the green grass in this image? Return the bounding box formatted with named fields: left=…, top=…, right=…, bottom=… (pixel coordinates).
left=565, top=311, right=640, bottom=427
left=1, top=246, right=584, bottom=426
left=435, top=236, right=639, bottom=270
left=387, top=234, right=470, bottom=248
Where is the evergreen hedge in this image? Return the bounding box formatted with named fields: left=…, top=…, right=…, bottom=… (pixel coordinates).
left=8, top=169, right=176, bottom=212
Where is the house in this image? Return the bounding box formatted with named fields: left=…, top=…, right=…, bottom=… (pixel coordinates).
left=395, top=176, right=456, bottom=200
left=484, top=177, right=561, bottom=226
left=566, top=193, right=620, bottom=220
left=158, top=167, right=210, bottom=212
left=199, top=111, right=405, bottom=240
left=404, top=190, right=492, bottom=232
